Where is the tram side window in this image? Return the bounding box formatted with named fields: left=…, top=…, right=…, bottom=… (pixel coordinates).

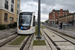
left=33, top=16, right=35, bottom=26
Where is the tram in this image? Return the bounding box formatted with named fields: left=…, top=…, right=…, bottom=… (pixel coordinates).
left=17, top=12, right=35, bottom=34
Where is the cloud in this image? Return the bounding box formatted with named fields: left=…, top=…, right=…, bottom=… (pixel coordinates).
left=41, top=13, right=48, bottom=22
left=21, top=2, right=38, bottom=12
left=21, top=0, right=75, bottom=22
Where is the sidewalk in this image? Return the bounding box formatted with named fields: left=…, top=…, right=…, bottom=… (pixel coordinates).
left=44, top=25, right=75, bottom=38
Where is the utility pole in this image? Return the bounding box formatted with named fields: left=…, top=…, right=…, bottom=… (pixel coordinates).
left=37, top=0, right=41, bottom=38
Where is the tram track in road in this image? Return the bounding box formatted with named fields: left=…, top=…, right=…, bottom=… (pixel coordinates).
left=20, top=34, right=34, bottom=50
left=41, top=27, right=75, bottom=50
left=0, top=34, right=18, bottom=47
left=0, top=33, right=34, bottom=50
left=0, top=30, right=17, bottom=40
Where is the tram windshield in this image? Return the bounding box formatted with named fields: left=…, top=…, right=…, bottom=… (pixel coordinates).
left=19, top=15, right=32, bottom=26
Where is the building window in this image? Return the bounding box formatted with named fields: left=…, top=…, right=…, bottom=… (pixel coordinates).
left=10, top=17, right=13, bottom=21
left=4, top=13, right=8, bottom=22
left=17, top=3, right=19, bottom=8
left=11, top=5, right=13, bottom=12
left=11, top=0, right=14, bottom=3
left=63, top=12, right=64, bottom=16
left=5, top=0, right=8, bottom=9
left=59, top=14, right=60, bottom=16
left=17, top=10, right=19, bottom=14
left=59, top=12, right=60, bottom=16
left=18, top=0, right=19, bottom=2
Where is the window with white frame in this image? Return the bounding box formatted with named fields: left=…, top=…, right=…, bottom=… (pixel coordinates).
left=5, top=0, right=8, bottom=9
left=4, top=13, right=8, bottom=22
left=17, top=3, right=19, bottom=8
left=11, top=0, right=14, bottom=3
left=18, top=0, right=19, bottom=2
left=59, top=12, right=60, bottom=16
left=17, top=10, right=19, bottom=15
left=11, top=5, right=14, bottom=12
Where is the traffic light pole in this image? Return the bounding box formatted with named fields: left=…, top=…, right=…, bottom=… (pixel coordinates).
left=37, top=0, right=41, bottom=38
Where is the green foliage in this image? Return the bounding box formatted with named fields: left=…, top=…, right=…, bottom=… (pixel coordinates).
left=45, top=20, right=49, bottom=23
left=0, top=25, right=6, bottom=30
left=41, top=26, right=44, bottom=29
left=35, top=26, right=42, bottom=35
left=14, top=22, right=17, bottom=27
left=9, top=35, right=26, bottom=45
left=9, top=24, right=14, bottom=28
left=9, top=22, right=17, bottom=28
left=41, top=22, right=44, bottom=24
left=33, top=40, right=46, bottom=46
left=0, top=22, right=17, bottom=30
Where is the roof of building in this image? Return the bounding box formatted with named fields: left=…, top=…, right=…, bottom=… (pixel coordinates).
left=53, top=9, right=69, bottom=12
left=59, top=15, right=66, bottom=18
left=59, top=13, right=75, bottom=18
left=49, top=9, right=69, bottom=14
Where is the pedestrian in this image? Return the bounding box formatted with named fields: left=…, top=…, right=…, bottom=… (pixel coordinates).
left=60, top=22, right=63, bottom=29
left=56, top=24, right=57, bottom=28
left=58, top=22, right=60, bottom=29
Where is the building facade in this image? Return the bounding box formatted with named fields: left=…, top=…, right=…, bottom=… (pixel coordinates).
left=49, top=9, right=69, bottom=25
left=0, top=0, right=20, bottom=25
left=59, top=13, right=75, bottom=26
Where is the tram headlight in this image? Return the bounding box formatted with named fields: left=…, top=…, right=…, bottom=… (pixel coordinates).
left=21, top=27, right=23, bottom=29
left=30, top=26, right=31, bottom=28
left=18, top=26, right=21, bottom=30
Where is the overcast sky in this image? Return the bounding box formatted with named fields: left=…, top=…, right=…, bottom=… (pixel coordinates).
left=20, top=0, right=75, bottom=22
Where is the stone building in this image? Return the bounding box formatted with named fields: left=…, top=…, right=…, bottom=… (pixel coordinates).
left=0, top=0, right=20, bottom=25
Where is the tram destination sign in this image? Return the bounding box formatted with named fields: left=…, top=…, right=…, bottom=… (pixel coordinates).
left=20, top=12, right=33, bottom=15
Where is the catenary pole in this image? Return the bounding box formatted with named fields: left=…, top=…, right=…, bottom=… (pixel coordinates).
left=37, top=0, right=41, bottom=38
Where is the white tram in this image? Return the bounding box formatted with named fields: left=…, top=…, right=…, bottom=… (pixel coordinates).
left=17, top=12, right=35, bottom=34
